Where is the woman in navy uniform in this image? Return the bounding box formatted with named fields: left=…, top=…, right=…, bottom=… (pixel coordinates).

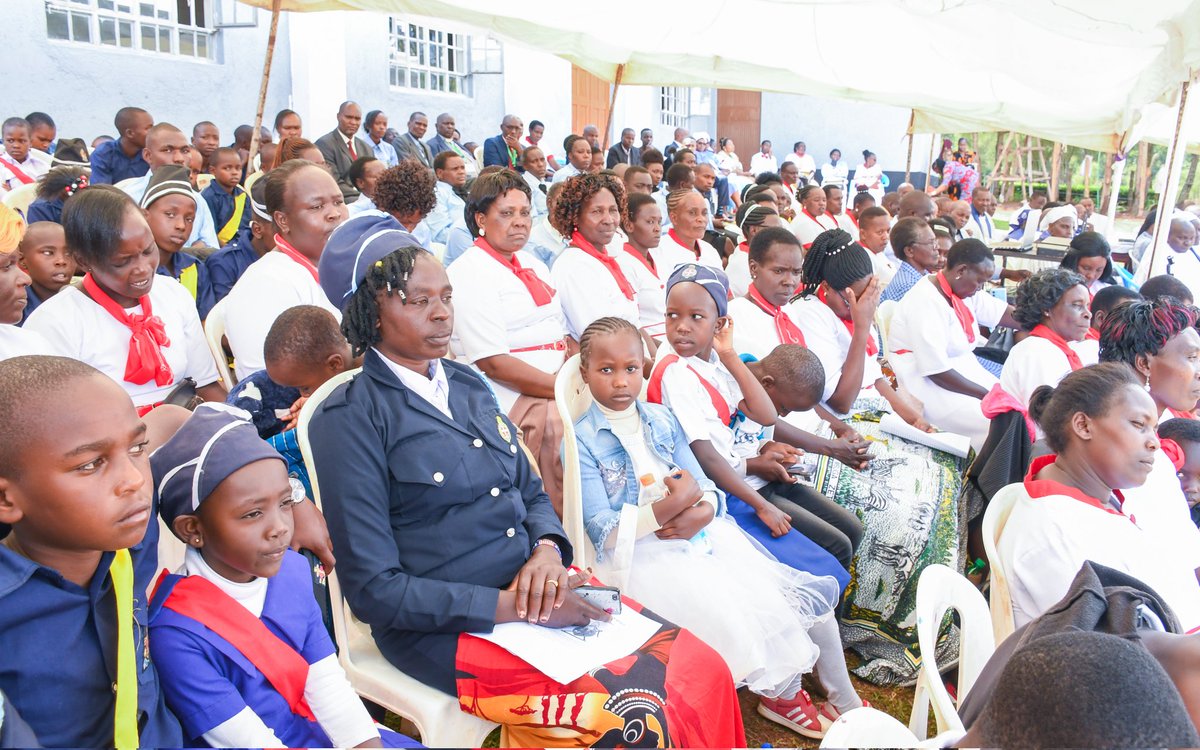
left=308, top=239, right=745, bottom=747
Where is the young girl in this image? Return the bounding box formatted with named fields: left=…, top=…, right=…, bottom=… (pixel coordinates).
left=999, top=363, right=1200, bottom=631
left=149, top=405, right=421, bottom=748
left=574, top=317, right=864, bottom=738
left=616, top=193, right=666, bottom=346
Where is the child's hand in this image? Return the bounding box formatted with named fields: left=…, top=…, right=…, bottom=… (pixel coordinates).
left=757, top=504, right=792, bottom=537
left=759, top=440, right=802, bottom=466
left=828, top=435, right=873, bottom=470
left=663, top=469, right=702, bottom=505
left=713, top=316, right=736, bottom=356
left=747, top=455, right=795, bottom=484
left=283, top=395, right=309, bottom=431
left=656, top=503, right=715, bottom=540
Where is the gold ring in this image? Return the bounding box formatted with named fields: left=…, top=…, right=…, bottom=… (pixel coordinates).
left=546, top=580, right=559, bottom=587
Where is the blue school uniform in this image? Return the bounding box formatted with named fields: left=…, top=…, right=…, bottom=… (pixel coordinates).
left=157, top=250, right=216, bottom=319
left=206, top=227, right=261, bottom=304
left=150, top=550, right=419, bottom=748
left=24, top=196, right=64, bottom=224
left=89, top=138, right=150, bottom=185
left=201, top=183, right=251, bottom=247
left=0, top=513, right=183, bottom=748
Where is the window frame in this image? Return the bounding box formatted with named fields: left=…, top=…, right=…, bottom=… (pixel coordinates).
left=387, top=16, right=473, bottom=97
left=659, top=86, right=691, bottom=128
left=43, top=0, right=215, bottom=61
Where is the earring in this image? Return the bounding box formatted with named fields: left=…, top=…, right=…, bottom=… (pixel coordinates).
left=1145, top=375, right=1152, bottom=392
left=479, top=226, right=486, bottom=237
left=193, top=537, right=201, bottom=544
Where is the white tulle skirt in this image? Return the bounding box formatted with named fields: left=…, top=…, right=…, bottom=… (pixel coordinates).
left=595, top=515, right=840, bottom=698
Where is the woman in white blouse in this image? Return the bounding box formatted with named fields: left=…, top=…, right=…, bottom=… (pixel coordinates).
left=651, top=190, right=724, bottom=273
left=790, top=185, right=838, bottom=250
left=445, top=169, right=571, bottom=510
left=819, top=148, right=849, bottom=190
left=853, top=150, right=885, bottom=205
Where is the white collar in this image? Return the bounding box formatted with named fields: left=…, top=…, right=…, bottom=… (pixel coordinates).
left=182, top=546, right=269, bottom=617
left=374, top=352, right=453, bottom=419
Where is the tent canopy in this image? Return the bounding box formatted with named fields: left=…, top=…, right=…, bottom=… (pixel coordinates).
left=241, top=0, right=1200, bottom=153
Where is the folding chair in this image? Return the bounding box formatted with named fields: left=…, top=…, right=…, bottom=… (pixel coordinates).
left=908, top=564, right=996, bottom=739
left=296, top=369, right=498, bottom=747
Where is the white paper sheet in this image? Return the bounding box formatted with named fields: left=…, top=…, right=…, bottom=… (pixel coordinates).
left=878, top=412, right=972, bottom=459
left=470, top=607, right=661, bottom=684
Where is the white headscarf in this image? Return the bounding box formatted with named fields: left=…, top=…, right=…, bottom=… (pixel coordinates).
left=1039, top=204, right=1078, bottom=232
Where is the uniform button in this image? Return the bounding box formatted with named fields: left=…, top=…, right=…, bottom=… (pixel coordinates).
left=473, top=438, right=483, bottom=448
left=509, top=444, right=518, bottom=454
left=506, top=528, right=515, bottom=538
left=490, top=487, right=500, bottom=497
left=433, top=471, right=444, bottom=483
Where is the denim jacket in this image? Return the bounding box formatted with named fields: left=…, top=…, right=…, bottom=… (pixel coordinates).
left=573, top=401, right=724, bottom=555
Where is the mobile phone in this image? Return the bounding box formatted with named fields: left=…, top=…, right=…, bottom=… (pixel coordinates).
left=576, top=585, right=622, bottom=615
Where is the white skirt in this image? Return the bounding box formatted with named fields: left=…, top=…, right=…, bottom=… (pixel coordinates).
left=596, top=515, right=839, bottom=698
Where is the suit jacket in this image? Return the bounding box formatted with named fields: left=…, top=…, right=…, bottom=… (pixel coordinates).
left=605, top=143, right=642, bottom=169
left=315, top=129, right=372, bottom=201
left=308, top=351, right=571, bottom=695
left=483, top=134, right=519, bottom=169
left=426, top=134, right=457, bottom=157
left=394, top=132, right=433, bottom=168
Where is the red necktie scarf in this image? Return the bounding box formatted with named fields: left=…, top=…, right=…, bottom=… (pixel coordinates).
left=936, top=271, right=977, bottom=343
left=747, top=284, right=806, bottom=346
left=347, top=137, right=357, bottom=160
left=668, top=228, right=701, bottom=260
left=623, top=243, right=659, bottom=279
left=475, top=238, right=555, bottom=306
left=1031, top=324, right=1083, bottom=371
left=817, top=286, right=878, bottom=356
left=572, top=231, right=635, bottom=301
left=273, top=234, right=319, bottom=282
left=82, top=273, right=173, bottom=386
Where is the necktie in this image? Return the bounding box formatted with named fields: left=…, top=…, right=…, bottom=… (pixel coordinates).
left=111, top=549, right=139, bottom=750
left=347, top=137, right=357, bottom=161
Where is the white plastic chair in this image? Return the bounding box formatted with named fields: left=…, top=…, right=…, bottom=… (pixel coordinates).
left=821, top=706, right=922, bottom=748
left=1016, top=208, right=1042, bottom=249
left=908, top=564, right=996, bottom=739
left=296, top=369, right=499, bottom=748
left=875, top=299, right=897, bottom=354
left=554, top=353, right=596, bottom=572
left=2, top=183, right=37, bottom=220
left=203, top=297, right=236, bottom=391
left=982, top=484, right=1022, bottom=643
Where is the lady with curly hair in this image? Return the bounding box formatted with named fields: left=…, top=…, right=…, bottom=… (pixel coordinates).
left=548, top=172, right=642, bottom=341
left=445, top=168, right=570, bottom=511
left=1099, top=298, right=1200, bottom=581
left=373, top=160, right=437, bottom=249
left=999, top=268, right=1096, bottom=407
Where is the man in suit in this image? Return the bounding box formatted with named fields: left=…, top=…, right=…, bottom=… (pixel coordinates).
left=662, top=127, right=688, bottom=169
left=426, top=112, right=478, bottom=177
left=483, top=114, right=523, bottom=169
left=394, top=111, right=434, bottom=168
left=606, top=127, right=641, bottom=168
left=315, top=100, right=372, bottom=202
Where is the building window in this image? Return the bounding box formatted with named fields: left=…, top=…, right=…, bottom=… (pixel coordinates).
left=388, top=17, right=470, bottom=95
left=660, top=87, right=691, bottom=127
left=44, top=0, right=213, bottom=60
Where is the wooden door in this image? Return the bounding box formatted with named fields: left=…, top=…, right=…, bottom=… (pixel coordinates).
left=572, top=65, right=610, bottom=142
left=716, top=89, right=762, bottom=171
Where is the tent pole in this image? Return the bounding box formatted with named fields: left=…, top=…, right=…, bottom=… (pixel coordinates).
left=1105, top=152, right=1126, bottom=234
left=1145, top=79, right=1193, bottom=278
left=602, top=64, right=625, bottom=150
left=248, top=0, right=282, bottom=170
left=904, top=110, right=914, bottom=185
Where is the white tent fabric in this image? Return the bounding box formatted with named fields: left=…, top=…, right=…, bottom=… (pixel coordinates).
left=242, top=0, right=1200, bottom=152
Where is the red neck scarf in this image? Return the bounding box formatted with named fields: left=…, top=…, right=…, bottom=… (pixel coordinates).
left=273, top=234, right=319, bottom=282
left=572, top=231, right=635, bottom=301
left=82, top=273, right=173, bottom=386
left=1085, top=327, right=1100, bottom=341
left=1031, top=323, right=1083, bottom=371
left=936, top=271, right=976, bottom=343
left=803, top=209, right=835, bottom=229
left=668, top=228, right=701, bottom=260
left=623, top=243, right=659, bottom=279
left=737, top=242, right=749, bottom=254
left=475, top=237, right=555, bottom=306
left=849, top=213, right=860, bottom=229
left=747, top=284, right=805, bottom=345
left=817, top=286, right=878, bottom=355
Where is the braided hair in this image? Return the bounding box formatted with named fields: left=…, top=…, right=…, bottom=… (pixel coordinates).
left=736, top=202, right=777, bottom=236
left=579, top=316, right=640, bottom=368
left=798, top=228, right=874, bottom=297
left=665, top=188, right=696, bottom=219
left=341, top=246, right=431, bottom=357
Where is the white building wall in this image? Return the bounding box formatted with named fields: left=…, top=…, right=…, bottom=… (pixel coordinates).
left=2, top=1, right=292, bottom=145
left=502, top=44, right=571, bottom=160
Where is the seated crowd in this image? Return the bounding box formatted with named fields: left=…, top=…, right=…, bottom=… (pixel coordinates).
left=4, top=102, right=1200, bottom=750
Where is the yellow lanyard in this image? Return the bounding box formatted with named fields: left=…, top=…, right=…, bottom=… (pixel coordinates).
left=110, top=549, right=139, bottom=750
left=179, top=263, right=199, bottom=299
left=218, top=190, right=247, bottom=246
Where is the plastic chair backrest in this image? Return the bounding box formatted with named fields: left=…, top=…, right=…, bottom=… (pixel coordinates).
left=555, top=353, right=595, bottom=570
left=908, top=564, right=996, bottom=738
left=203, top=297, right=235, bottom=391
left=876, top=299, right=897, bottom=353
left=473, top=146, right=484, bottom=164
left=821, top=706, right=922, bottom=749
left=982, top=483, right=1022, bottom=642
left=2, top=183, right=37, bottom=220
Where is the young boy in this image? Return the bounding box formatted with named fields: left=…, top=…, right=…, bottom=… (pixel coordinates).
left=0, top=356, right=183, bottom=747
left=202, top=146, right=251, bottom=247
left=646, top=263, right=855, bottom=587
left=206, top=178, right=275, bottom=305
left=141, top=164, right=216, bottom=318
left=190, top=121, right=221, bottom=170
left=89, top=106, right=153, bottom=185
left=856, top=206, right=894, bottom=284
left=16, top=221, right=74, bottom=324
left=1, top=117, right=51, bottom=191
left=1159, top=418, right=1200, bottom=527
left=520, top=146, right=550, bottom=218
left=147, top=405, right=420, bottom=748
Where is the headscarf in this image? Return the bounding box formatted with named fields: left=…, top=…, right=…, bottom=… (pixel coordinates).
left=665, top=263, right=729, bottom=317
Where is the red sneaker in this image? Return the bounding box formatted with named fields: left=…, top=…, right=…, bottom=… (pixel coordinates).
left=757, top=690, right=825, bottom=739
